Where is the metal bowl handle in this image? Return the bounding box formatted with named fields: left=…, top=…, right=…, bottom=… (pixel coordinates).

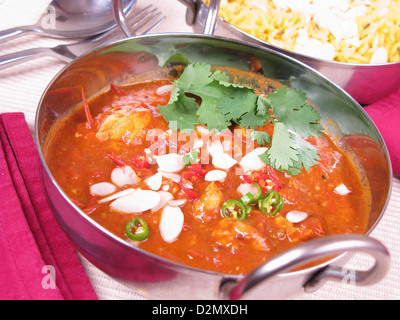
left=113, top=0, right=220, bottom=36
left=178, top=0, right=220, bottom=35
left=219, top=234, right=390, bottom=300
left=112, top=0, right=133, bottom=37
left=202, top=0, right=220, bottom=35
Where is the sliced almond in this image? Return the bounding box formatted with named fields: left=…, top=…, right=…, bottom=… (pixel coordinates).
left=159, top=205, right=184, bottom=243
left=98, top=188, right=136, bottom=204
left=111, top=165, right=139, bottom=187
left=207, top=140, right=224, bottom=157
left=144, top=172, right=163, bottom=191
left=212, top=152, right=237, bottom=170
left=168, top=198, right=187, bottom=207
left=89, top=182, right=116, bottom=197
left=334, top=184, right=351, bottom=195
left=110, top=190, right=161, bottom=213
left=151, top=191, right=174, bottom=212
left=239, top=147, right=268, bottom=171
left=286, top=210, right=309, bottom=223
left=158, top=169, right=181, bottom=183
left=156, top=153, right=185, bottom=173
left=204, top=169, right=227, bottom=182
left=156, top=84, right=173, bottom=96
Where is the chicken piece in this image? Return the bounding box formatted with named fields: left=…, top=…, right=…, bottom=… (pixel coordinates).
left=212, top=218, right=270, bottom=252
left=96, top=108, right=151, bottom=145
left=193, top=182, right=224, bottom=223
left=265, top=215, right=324, bottom=243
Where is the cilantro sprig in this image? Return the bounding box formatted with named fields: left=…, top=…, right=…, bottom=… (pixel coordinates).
left=158, top=63, right=323, bottom=175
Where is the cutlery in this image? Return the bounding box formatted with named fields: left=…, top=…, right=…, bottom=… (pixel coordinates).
left=0, top=5, right=165, bottom=71
left=0, top=0, right=136, bottom=44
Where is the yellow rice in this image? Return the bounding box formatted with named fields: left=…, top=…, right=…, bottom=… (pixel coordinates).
left=205, top=0, right=400, bottom=63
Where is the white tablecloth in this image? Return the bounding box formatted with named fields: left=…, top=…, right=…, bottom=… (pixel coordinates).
left=1, top=0, right=399, bottom=300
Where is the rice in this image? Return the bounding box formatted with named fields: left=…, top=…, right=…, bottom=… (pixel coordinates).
left=206, top=0, right=400, bottom=63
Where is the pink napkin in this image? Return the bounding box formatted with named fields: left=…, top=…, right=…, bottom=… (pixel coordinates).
left=0, top=112, right=97, bottom=300
left=364, top=87, right=400, bottom=176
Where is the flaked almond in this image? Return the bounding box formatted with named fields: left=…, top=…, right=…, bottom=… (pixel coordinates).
left=144, top=172, right=163, bottom=191
left=239, top=147, right=268, bottom=171
left=111, top=165, right=139, bottom=187
left=334, top=184, right=351, bottom=195
left=110, top=190, right=161, bottom=213
left=204, top=170, right=227, bottom=182
left=156, top=153, right=185, bottom=173
left=156, top=84, right=173, bottom=96
left=159, top=205, right=184, bottom=243
left=286, top=210, right=309, bottom=223
left=98, top=188, right=136, bottom=204
left=151, top=191, right=174, bottom=212
left=212, top=152, right=237, bottom=170
left=90, top=182, right=116, bottom=197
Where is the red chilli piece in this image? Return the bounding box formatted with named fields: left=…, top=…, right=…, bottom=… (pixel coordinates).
left=243, top=168, right=282, bottom=191
left=133, top=153, right=150, bottom=168
left=188, top=163, right=206, bottom=177
left=81, top=87, right=95, bottom=130
left=107, top=153, right=128, bottom=166
left=266, top=165, right=281, bottom=191
left=110, top=83, right=127, bottom=96
left=179, top=171, right=199, bottom=199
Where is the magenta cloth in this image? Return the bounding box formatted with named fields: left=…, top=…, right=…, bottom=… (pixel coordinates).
left=0, top=112, right=97, bottom=300
left=364, top=87, right=400, bottom=176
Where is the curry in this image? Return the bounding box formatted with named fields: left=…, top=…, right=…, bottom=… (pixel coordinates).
left=45, top=64, right=370, bottom=275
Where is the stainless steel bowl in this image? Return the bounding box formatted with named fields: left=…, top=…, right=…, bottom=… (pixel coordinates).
left=35, top=32, right=392, bottom=299
left=179, top=0, right=400, bottom=104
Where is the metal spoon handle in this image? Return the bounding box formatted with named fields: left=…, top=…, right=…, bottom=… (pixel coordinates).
left=203, top=0, right=220, bottom=36
left=0, top=25, right=37, bottom=44
left=0, top=47, right=57, bottom=71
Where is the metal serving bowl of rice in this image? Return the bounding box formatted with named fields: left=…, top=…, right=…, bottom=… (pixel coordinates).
left=181, top=0, right=400, bottom=104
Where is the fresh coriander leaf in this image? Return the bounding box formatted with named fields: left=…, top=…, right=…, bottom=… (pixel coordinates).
left=186, top=80, right=232, bottom=131
left=248, top=130, right=271, bottom=146
left=268, top=86, right=323, bottom=137
left=166, top=82, right=181, bottom=105
left=158, top=94, right=199, bottom=132
left=276, top=103, right=323, bottom=138
left=290, top=133, right=321, bottom=171
left=287, top=166, right=302, bottom=176
left=216, top=86, right=258, bottom=122
left=157, top=62, right=324, bottom=176
left=196, top=98, right=231, bottom=132
left=268, top=86, right=307, bottom=110
left=187, top=79, right=228, bottom=101
left=176, top=63, right=214, bottom=89
left=218, top=80, right=248, bottom=89
left=182, top=151, right=200, bottom=165
left=209, top=70, right=230, bottom=83
left=239, top=105, right=269, bottom=129
left=163, top=52, right=190, bottom=67
left=259, top=122, right=299, bottom=172
left=256, top=96, right=273, bottom=118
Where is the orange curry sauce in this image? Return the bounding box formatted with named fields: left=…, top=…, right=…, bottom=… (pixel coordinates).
left=45, top=79, right=370, bottom=275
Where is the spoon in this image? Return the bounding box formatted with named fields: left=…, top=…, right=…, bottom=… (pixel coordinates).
left=0, top=0, right=136, bottom=44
